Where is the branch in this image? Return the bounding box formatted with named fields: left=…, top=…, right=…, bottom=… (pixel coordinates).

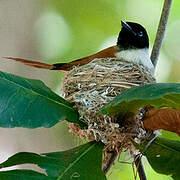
left=134, top=155, right=147, bottom=180
left=150, top=0, right=173, bottom=67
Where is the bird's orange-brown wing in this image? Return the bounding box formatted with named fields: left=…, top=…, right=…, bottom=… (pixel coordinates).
left=3, top=46, right=117, bottom=72
left=52, top=46, right=117, bottom=71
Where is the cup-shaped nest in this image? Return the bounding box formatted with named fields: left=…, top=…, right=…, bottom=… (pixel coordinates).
left=62, top=57, right=156, bottom=160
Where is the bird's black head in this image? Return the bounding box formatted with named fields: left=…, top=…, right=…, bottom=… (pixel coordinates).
left=117, top=21, right=149, bottom=50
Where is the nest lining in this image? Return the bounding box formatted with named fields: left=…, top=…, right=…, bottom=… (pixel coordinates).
left=62, top=57, right=156, bottom=155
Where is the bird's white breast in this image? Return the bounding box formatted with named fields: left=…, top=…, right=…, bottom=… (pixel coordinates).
left=115, top=48, right=154, bottom=74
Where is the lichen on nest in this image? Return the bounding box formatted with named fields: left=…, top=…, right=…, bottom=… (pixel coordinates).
left=62, top=57, right=156, bottom=161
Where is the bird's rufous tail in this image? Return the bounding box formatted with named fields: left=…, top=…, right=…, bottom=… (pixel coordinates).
left=3, top=57, right=68, bottom=72
left=3, top=46, right=117, bottom=71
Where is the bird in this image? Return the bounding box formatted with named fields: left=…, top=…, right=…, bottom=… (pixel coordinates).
left=56, top=20, right=156, bottom=146
left=4, top=20, right=154, bottom=74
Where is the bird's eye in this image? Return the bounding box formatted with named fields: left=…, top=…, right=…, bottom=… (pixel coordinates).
left=138, top=31, right=143, bottom=37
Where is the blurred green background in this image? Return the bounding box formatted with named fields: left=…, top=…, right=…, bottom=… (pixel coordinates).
left=0, top=0, right=180, bottom=179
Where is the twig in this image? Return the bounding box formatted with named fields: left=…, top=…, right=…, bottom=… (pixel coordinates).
left=134, top=155, right=147, bottom=180
left=103, top=150, right=119, bottom=174
left=150, top=0, right=173, bottom=67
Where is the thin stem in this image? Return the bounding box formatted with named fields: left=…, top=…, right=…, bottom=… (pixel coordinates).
left=150, top=0, right=173, bottom=67
left=103, top=150, right=118, bottom=174
left=134, top=155, right=147, bottom=180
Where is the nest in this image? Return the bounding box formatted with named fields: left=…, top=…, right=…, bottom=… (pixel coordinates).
left=62, top=57, right=156, bottom=166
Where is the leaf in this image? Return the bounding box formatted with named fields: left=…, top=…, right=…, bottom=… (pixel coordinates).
left=137, top=138, right=180, bottom=180
left=0, top=71, right=83, bottom=128
left=0, top=170, right=53, bottom=180
left=0, top=142, right=106, bottom=180
left=143, top=108, right=180, bottom=136
left=101, top=83, right=180, bottom=118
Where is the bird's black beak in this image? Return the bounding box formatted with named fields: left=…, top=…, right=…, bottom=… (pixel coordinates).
left=121, top=20, right=137, bottom=36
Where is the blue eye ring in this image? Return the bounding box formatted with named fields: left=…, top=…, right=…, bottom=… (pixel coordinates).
left=138, top=31, right=143, bottom=37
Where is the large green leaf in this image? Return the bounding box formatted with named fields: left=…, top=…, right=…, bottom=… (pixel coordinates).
left=0, top=142, right=106, bottom=180
left=102, top=83, right=180, bottom=117
left=137, top=138, right=180, bottom=180
left=0, top=71, right=82, bottom=128
left=0, top=170, right=53, bottom=180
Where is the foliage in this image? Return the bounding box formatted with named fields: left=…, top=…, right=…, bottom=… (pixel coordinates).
left=144, top=108, right=180, bottom=136
left=102, top=83, right=180, bottom=117
left=0, top=142, right=105, bottom=180
left=0, top=70, right=180, bottom=179
left=0, top=71, right=85, bottom=128
left=136, top=138, right=180, bottom=180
